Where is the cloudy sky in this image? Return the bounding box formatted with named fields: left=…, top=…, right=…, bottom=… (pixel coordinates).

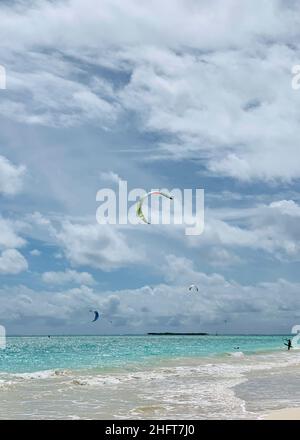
left=0, top=0, right=300, bottom=335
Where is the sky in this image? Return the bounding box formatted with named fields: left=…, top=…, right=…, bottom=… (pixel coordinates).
left=0, top=0, right=300, bottom=335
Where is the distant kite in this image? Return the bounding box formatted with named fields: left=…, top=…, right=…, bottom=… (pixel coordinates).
left=90, top=310, right=99, bottom=322
left=189, top=284, right=199, bottom=293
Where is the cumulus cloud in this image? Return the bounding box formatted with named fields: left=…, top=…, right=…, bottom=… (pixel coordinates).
left=0, top=216, right=28, bottom=274
left=206, top=248, right=243, bottom=267
left=0, top=155, right=26, bottom=195
left=0, top=52, right=119, bottom=127
left=0, top=249, right=28, bottom=274
left=21, top=213, right=149, bottom=272
left=0, top=217, right=26, bottom=249
left=184, top=199, right=300, bottom=261
left=0, top=1, right=300, bottom=180
left=30, top=249, right=41, bottom=256
left=56, top=221, right=143, bottom=270
left=1, top=1, right=300, bottom=334
left=120, top=44, right=300, bottom=182
left=42, top=269, right=95, bottom=285
left=1, top=254, right=300, bottom=334
left=99, top=171, right=122, bottom=184
left=0, top=0, right=298, bottom=52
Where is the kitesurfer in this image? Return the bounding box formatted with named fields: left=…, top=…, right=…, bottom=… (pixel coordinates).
left=284, top=339, right=292, bottom=350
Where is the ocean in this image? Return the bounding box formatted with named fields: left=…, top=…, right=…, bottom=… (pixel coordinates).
left=0, top=335, right=299, bottom=419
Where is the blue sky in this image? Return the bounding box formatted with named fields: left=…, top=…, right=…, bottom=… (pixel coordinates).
left=0, top=0, right=300, bottom=335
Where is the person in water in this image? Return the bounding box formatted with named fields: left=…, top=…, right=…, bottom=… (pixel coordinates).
left=284, top=339, right=292, bottom=350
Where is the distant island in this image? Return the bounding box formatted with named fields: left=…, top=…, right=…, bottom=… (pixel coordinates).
left=147, top=332, right=209, bottom=335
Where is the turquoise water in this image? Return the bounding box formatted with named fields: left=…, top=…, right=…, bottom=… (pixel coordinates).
left=0, top=335, right=286, bottom=373
left=0, top=335, right=299, bottom=419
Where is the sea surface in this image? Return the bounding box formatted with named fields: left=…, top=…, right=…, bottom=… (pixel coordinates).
left=0, top=335, right=300, bottom=419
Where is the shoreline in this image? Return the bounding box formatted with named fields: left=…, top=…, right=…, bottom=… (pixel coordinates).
left=1, top=337, right=300, bottom=419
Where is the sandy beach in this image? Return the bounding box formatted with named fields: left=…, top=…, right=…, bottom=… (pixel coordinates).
left=265, top=408, right=300, bottom=420
left=1, top=336, right=300, bottom=419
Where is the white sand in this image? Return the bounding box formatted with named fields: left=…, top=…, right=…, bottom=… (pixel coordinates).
left=265, top=408, right=300, bottom=420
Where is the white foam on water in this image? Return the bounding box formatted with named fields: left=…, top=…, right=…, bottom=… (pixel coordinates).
left=1, top=349, right=300, bottom=419
left=12, top=369, right=71, bottom=380
left=228, top=351, right=245, bottom=358
left=0, top=379, right=14, bottom=389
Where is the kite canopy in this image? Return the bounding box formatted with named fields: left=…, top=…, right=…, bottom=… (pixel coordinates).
left=136, top=191, right=173, bottom=224
left=90, top=310, right=99, bottom=322
left=188, top=284, right=199, bottom=292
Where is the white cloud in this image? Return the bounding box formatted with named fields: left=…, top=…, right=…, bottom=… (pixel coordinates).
left=207, top=248, right=243, bottom=267
left=0, top=1, right=300, bottom=180
left=56, top=221, right=143, bottom=270
left=42, top=269, right=95, bottom=286
left=18, top=194, right=300, bottom=276
left=99, top=171, right=122, bottom=184
left=1, top=255, right=300, bottom=333
left=0, top=68, right=119, bottom=127
left=0, top=249, right=28, bottom=274
left=0, top=155, right=26, bottom=195
left=0, top=0, right=297, bottom=52
left=120, top=44, right=300, bottom=182
left=0, top=1, right=299, bottom=335
left=20, top=213, right=150, bottom=272
left=30, top=249, right=41, bottom=256
left=183, top=199, right=300, bottom=261
left=269, top=200, right=300, bottom=216
left=0, top=284, right=95, bottom=323
left=0, top=217, right=26, bottom=249
left=0, top=216, right=28, bottom=274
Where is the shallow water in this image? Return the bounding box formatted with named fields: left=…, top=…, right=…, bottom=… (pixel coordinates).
left=0, top=335, right=298, bottom=419
left=0, top=335, right=288, bottom=373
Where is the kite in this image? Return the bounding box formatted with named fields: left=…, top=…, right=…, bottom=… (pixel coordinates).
left=136, top=191, right=173, bottom=224
left=90, top=310, right=99, bottom=322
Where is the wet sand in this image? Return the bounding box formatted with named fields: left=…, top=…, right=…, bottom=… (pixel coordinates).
left=265, top=408, right=300, bottom=420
